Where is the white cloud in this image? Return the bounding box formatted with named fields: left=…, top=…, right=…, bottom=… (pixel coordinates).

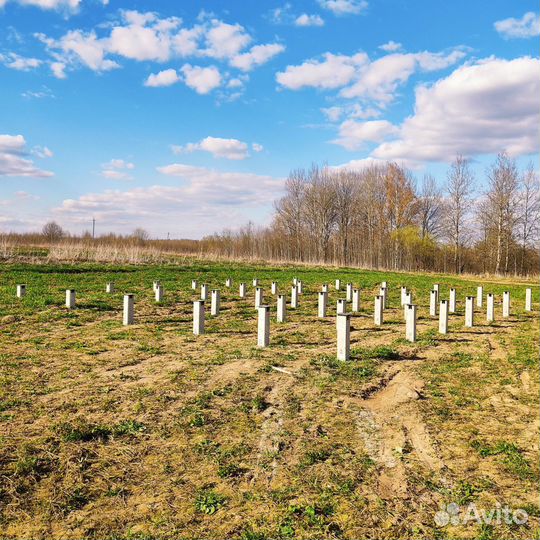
left=101, top=158, right=134, bottom=180
left=32, top=145, right=53, bottom=158
left=180, top=64, right=221, bottom=94
left=21, top=86, right=55, bottom=99
left=277, top=49, right=465, bottom=104
left=333, top=119, right=398, bottom=149
left=318, top=0, right=368, bottom=16
left=379, top=40, right=402, bottom=52
left=252, top=143, right=263, bottom=152
left=50, top=61, right=67, bottom=78
left=295, top=13, right=325, bottom=26
left=58, top=29, right=119, bottom=71
left=340, top=49, right=466, bottom=103
left=276, top=52, right=368, bottom=90
left=1, top=0, right=80, bottom=11
left=203, top=20, right=251, bottom=59
left=0, top=134, right=54, bottom=177
left=172, top=137, right=250, bottom=160
left=144, top=68, right=179, bottom=87
left=172, top=26, right=204, bottom=56
left=321, top=106, right=343, bottom=122
left=108, top=11, right=179, bottom=62
left=230, top=43, right=285, bottom=71
left=1, top=53, right=42, bottom=71
left=494, top=12, right=540, bottom=39
left=54, top=164, right=284, bottom=237
left=370, top=56, right=540, bottom=162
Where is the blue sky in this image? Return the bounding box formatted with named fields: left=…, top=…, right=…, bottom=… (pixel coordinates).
left=0, top=0, right=538, bottom=238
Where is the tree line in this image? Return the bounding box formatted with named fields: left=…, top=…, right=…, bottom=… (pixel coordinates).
left=199, top=154, right=539, bottom=276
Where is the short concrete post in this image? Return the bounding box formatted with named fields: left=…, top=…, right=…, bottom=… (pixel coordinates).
left=271, top=281, right=278, bottom=295
left=292, top=277, right=298, bottom=286
left=335, top=279, right=341, bottom=291
left=257, top=305, right=270, bottom=347
left=152, top=280, right=160, bottom=292
left=525, top=288, right=532, bottom=311
left=200, top=284, right=208, bottom=301
left=239, top=282, right=246, bottom=298
left=405, top=304, right=416, bottom=342
left=123, top=294, right=134, bottom=325
left=477, top=286, right=483, bottom=308
left=291, top=286, right=299, bottom=308
left=433, top=284, right=439, bottom=302
left=322, top=283, right=328, bottom=293
left=193, top=300, right=205, bottom=335
left=225, top=278, right=232, bottom=287
left=449, top=288, right=456, bottom=313
left=502, top=291, right=510, bottom=318
left=439, top=300, right=449, bottom=334
left=211, top=289, right=220, bottom=316
left=191, top=279, right=198, bottom=290
left=255, top=287, right=264, bottom=308
left=297, top=280, right=304, bottom=294
left=106, top=282, right=114, bottom=293
left=403, top=292, right=412, bottom=319
left=336, top=313, right=351, bottom=361
left=486, top=293, right=494, bottom=322
left=381, top=281, right=388, bottom=289
left=465, top=296, right=474, bottom=327
left=400, top=286, right=407, bottom=306
left=65, top=289, right=76, bottom=309
left=374, top=295, right=383, bottom=326
left=337, top=299, right=347, bottom=315
left=155, top=285, right=163, bottom=303
left=252, top=278, right=259, bottom=287
left=352, top=288, right=360, bottom=312
left=277, top=294, right=286, bottom=322
left=379, top=286, right=387, bottom=309
left=16, top=284, right=26, bottom=298
left=346, top=283, right=353, bottom=302
left=429, top=290, right=438, bottom=316
left=318, top=291, right=328, bottom=318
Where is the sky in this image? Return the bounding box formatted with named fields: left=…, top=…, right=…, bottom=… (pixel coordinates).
left=0, top=0, right=539, bottom=239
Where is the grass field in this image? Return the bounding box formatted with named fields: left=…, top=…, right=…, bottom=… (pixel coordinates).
left=0, top=260, right=538, bottom=539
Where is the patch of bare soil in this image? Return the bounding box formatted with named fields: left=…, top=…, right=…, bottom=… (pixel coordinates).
left=354, top=364, right=443, bottom=499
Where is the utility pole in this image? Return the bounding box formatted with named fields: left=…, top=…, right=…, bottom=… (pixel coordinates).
left=92, top=218, right=95, bottom=239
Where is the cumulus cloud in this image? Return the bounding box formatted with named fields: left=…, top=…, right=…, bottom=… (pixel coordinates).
left=379, top=40, right=402, bottom=52
left=332, top=119, right=398, bottom=149
left=108, top=10, right=180, bottom=62
left=32, top=145, right=53, bottom=158
left=172, top=137, right=250, bottom=160
left=144, top=68, right=179, bottom=87
left=0, top=134, right=54, bottom=177
left=369, top=56, right=540, bottom=162
left=252, top=143, right=263, bottom=152
left=295, top=13, right=325, bottom=26
left=1, top=0, right=80, bottom=11
left=277, top=48, right=467, bottom=106
left=203, top=20, right=251, bottom=59
left=0, top=53, right=42, bottom=71
left=30, top=10, right=278, bottom=94
left=180, top=64, right=221, bottom=94
left=101, top=158, right=134, bottom=180
left=494, top=12, right=540, bottom=39
left=276, top=52, right=368, bottom=90
left=54, top=164, right=284, bottom=238
left=230, top=43, right=285, bottom=71
left=318, top=0, right=368, bottom=16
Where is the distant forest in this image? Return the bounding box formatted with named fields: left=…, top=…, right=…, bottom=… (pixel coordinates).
left=2, top=153, right=538, bottom=276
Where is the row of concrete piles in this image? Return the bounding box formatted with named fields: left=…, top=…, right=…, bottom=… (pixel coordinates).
left=15, top=279, right=534, bottom=360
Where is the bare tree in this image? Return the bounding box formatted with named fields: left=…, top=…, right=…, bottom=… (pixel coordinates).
left=333, top=169, right=359, bottom=265
left=42, top=221, right=64, bottom=243
left=131, top=228, right=150, bottom=244
left=445, top=155, right=474, bottom=273
left=517, top=162, right=540, bottom=273
left=485, top=152, right=519, bottom=274
left=418, top=174, right=443, bottom=239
